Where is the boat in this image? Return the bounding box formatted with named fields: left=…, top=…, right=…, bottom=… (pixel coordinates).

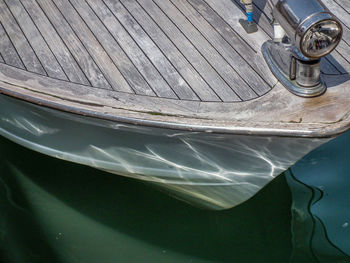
left=0, top=0, right=349, bottom=210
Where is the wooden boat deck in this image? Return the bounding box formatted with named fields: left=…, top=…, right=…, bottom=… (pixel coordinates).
left=0, top=0, right=350, bottom=137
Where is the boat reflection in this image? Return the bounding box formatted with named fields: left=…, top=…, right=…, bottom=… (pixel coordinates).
left=1, top=132, right=350, bottom=262
left=288, top=130, right=350, bottom=262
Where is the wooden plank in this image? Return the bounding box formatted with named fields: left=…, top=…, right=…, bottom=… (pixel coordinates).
left=321, top=57, right=342, bottom=75
left=0, top=0, right=46, bottom=75
left=35, top=0, right=112, bottom=89
left=324, top=52, right=349, bottom=75
left=20, top=0, right=90, bottom=85
left=4, top=0, right=68, bottom=80
left=204, top=0, right=270, bottom=52
left=119, top=0, right=221, bottom=102
left=322, top=0, right=350, bottom=45
left=97, top=0, right=199, bottom=101
left=175, top=0, right=271, bottom=96
left=186, top=0, right=276, bottom=88
left=67, top=0, right=173, bottom=97
left=154, top=0, right=259, bottom=100
left=135, top=0, right=241, bottom=102
left=335, top=42, right=350, bottom=73
left=0, top=22, right=25, bottom=69
left=1, top=62, right=350, bottom=138
left=53, top=0, right=135, bottom=93
left=335, top=0, right=350, bottom=14
left=86, top=0, right=182, bottom=99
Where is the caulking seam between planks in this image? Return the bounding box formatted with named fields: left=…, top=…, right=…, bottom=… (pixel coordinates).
left=0, top=21, right=26, bottom=69
left=125, top=0, right=223, bottom=102
left=33, top=0, right=93, bottom=86
left=18, top=0, right=71, bottom=81
left=83, top=0, right=161, bottom=97
left=136, top=0, right=242, bottom=102
left=106, top=0, right=200, bottom=100
left=200, top=0, right=257, bottom=53
left=0, top=0, right=46, bottom=75
left=66, top=0, right=140, bottom=94
left=36, top=0, right=113, bottom=89
left=187, top=0, right=273, bottom=90
left=22, top=0, right=92, bottom=85
left=5, top=0, right=68, bottom=80
left=52, top=0, right=133, bottom=93
left=150, top=0, right=245, bottom=101
left=70, top=0, right=176, bottom=97
left=165, top=0, right=259, bottom=99
left=91, top=0, right=191, bottom=99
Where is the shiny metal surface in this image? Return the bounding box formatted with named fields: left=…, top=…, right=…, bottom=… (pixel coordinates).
left=296, top=59, right=321, bottom=87
left=273, top=0, right=342, bottom=58
left=262, top=40, right=326, bottom=97
left=298, top=14, right=342, bottom=58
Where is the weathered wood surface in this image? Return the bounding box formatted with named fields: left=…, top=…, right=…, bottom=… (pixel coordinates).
left=0, top=0, right=349, bottom=137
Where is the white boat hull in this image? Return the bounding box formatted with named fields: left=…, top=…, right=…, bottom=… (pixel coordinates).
left=0, top=95, right=330, bottom=209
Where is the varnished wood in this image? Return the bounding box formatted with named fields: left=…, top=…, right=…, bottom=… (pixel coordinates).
left=0, top=0, right=349, bottom=138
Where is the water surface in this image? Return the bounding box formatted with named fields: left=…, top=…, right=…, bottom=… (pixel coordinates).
left=1, top=132, right=350, bottom=262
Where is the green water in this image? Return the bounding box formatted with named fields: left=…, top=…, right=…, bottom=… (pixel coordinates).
left=0, top=132, right=349, bottom=263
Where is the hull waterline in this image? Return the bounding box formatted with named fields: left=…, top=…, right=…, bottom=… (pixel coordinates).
left=0, top=95, right=329, bottom=209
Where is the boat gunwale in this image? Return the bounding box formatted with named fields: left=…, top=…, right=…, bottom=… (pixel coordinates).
left=1, top=83, right=350, bottom=139
left=0, top=58, right=350, bottom=139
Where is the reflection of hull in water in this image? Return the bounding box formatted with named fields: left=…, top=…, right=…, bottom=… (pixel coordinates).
left=0, top=95, right=328, bottom=209
left=286, top=131, right=350, bottom=261
left=286, top=171, right=349, bottom=262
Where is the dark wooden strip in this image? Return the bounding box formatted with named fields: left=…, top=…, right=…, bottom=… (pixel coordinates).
left=66, top=0, right=170, bottom=97
left=187, top=0, right=276, bottom=88
left=154, top=0, right=260, bottom=100
left=335, top=0, right=350, bottom=14
left=336, top=42, right=350, bottom=73
left=0, top=0, right=46, bottom=75
left=53, top=0, right=135, bottom=93
left=337, top=23, right=350, bottom=47
left=121, top=0, right=221, bottom=102
left=21, top=0, right=90, bottom=85
left=204, top=0, right=270, bottom=52
left=322, top=57, right=342, bottom=75
left=99, top=0, right=199, bottom=100
left=155, top=0, right=259, bottom=100
left=5, top=0, right=68, bottom=80
left=0, top=22, right=25, bottom=69
left=324, top=52, right=349, bottom=74
left=86, top=0, right=179, bottom=99
left=35, top=0, right=112, bottom=89
left=136, top=0, right=241, bottom=102
left=120, top=0, right=220, bottom=102
left=176, top=0, right=271, bottom=96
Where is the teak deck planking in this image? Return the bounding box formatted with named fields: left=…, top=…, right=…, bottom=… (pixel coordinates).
left=0, top=0, right=349, bottom=137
